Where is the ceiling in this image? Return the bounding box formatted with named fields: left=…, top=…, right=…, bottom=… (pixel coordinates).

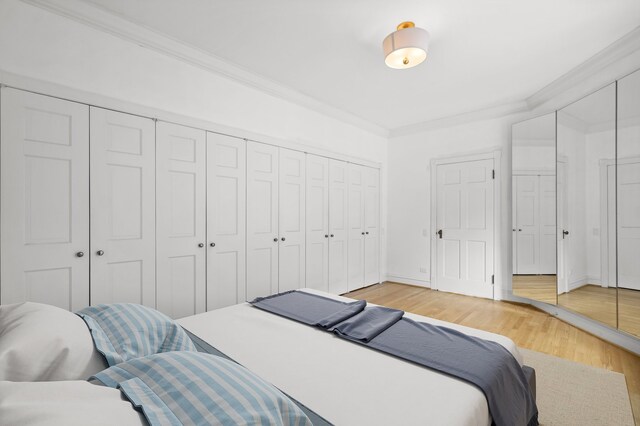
left=78, top=0, right=640, bottom=132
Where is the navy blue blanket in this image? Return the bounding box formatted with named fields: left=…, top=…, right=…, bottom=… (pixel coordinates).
left=251, top=291, right=538, bottom=426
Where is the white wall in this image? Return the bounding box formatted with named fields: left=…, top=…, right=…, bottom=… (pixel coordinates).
left=387, top=115, right=521, bottom=297
left=0, top=0, right=389, bottom=280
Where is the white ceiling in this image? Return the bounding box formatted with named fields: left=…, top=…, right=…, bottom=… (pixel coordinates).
left=79, top=0, right=640, bottom=131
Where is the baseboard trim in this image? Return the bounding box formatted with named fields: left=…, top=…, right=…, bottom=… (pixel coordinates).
left=385, top=275, right=431, bottom=288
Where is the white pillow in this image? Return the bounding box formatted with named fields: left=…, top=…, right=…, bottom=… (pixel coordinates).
left=0, top=381, right=147, bottom=426
left=0, top=302, right=106, bottom=381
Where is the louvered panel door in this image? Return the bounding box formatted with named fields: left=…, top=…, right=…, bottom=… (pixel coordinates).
left=347, top=163, right=366, bottom=291
left=156, top=122, right=206, bottom=318
left=328, top=159, right=349, bottom=294
left=246, top=141, right=279, bottom=300
left=0, top=88, right=90, bottom=310
left=278, top=148, right=306, bottom=292
left=364, top=166, right=380, bottom=286
left=306, top=154, right=329, bottom=292
left=90, top=108, right=156, bottom=307
left=207, top=133, right=246, bottom=309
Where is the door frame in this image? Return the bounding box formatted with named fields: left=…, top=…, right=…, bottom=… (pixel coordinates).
left=430, top=148, right=501, bottom=300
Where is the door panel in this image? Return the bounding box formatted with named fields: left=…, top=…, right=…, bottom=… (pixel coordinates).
left=364, top=167, right=380, bottom=285
left=515, top=175, right=538, bottom=274
left=306, top=154, right=329, bottom=292
left=279, top=148, right=306, bottom=292
left=207, top=133, right=246, bottom=308
left=539, top=175, right=556, bottom=274
left=618, top=161, right=640, bottom=290
left=436, top=159, right=494, bottom=299
left=90, top=108, right=156, bottom=307
left=347, top=164, right=365, bottom=291
left=156, top=122, right=206, bottom=318
left=1, top=88, right=89, bottom=310
left=329, top=159, right=349, bottom=294
left=246, top=142, right=279, bottom=300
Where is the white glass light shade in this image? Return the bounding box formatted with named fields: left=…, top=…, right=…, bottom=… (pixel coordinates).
left=383, top=26, right=430, bottom=69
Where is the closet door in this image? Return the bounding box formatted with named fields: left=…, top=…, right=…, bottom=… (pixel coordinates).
left=156, top=122, right=206, bottom=318
left=246, top=142, right=279, bottom=300
left=363, top=167, right=380, bottom=286
left=90, top=108, right=156, bottom=307
left=0, top=88, right=89, bottom=310
left=207, top=133, right=246, bottom=309
left=328, top=159, right=349, bottom=294
left=539, top=175, right=556, bottom=274
left=306, top=154, right=329, bottom=292
left=279, top=148, right=306, bottom=292
left=347, top=163, right=366, bottom=291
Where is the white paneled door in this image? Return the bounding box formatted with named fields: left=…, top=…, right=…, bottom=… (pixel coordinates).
left=364, top=166, right=380, bottom=286
left=1, top=88, right=90, bottom=310
left=347, top=163, right=366, bottom=291
left=515, top=175, right=538, bottom=274
left=246, top=142, right=279, bottom=300
left=329, top=159, right=349, bottom=294
left=278, top=148, right=306, bottom=292
left=435, top=159, right=494, bottom=299
left=156, top=122, right=206, bottom=318
left=207, top=133, right=246, bottom=309
left=539, top=175, right=556, bottom=274
left=90, top=108, right=156, bottom=307
left=617, top=161, right=640, bottom=291
left=306, top=154, right=329, bottom=292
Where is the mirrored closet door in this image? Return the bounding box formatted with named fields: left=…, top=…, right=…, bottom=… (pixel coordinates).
left=512, top=113, right=557, bottom=304
left=617, top=69, right=640, bottom=338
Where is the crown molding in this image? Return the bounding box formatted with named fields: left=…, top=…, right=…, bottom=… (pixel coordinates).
left=527, top=26, right=640, bottom=111
left=389, top=100, right=529, bottom=138
left=20, top=0, right=389, bottom=138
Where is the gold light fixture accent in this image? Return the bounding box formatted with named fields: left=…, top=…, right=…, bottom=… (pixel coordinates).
left=382, top=21, right=430, bottom=69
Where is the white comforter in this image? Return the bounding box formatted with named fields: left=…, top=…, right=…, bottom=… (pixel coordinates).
left=178, top=289, right=522, bottom=426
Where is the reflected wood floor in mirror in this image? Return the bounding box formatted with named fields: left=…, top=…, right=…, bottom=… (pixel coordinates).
left=345, top=282, right=640, bottom=424
left=620, top=289, right=640, bottom=338
left=512, top=275, right=557, bottom=304
left=559, top=285, right=617, bottom=329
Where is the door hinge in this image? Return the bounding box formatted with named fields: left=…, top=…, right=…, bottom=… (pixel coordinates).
left=491, top=275, right=495, bottom=285
left=492, top=169, right=495, bottom=179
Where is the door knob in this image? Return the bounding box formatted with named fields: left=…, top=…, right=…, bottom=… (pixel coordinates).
left=366, top=232, right=369, bottom=235
left=325, top=234, right=329, bottom=238
left=437, top=230, right=443, bottom=239
left=563, top=230, right=569, bottom=239
left=512, top=229, right=516, bottom=232
left=76, top=251, right=84, bottom=258
left=210, top=242, right=216, bottom=247
left=273, top=238, right=278, bottom=242
left=198, top=243, right=204, bottom=248
left=518, top=229, right=522, bottom=232
left=281, top=237, right=286, bottom=242
left=330, top=234, right=334, bottom=238
left=96, top=250, right=104, bottom=256
left=361, top=232, right=365, bottom=235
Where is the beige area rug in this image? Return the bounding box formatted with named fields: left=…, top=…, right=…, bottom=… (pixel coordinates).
left=520, top=348, right=635, bottom=426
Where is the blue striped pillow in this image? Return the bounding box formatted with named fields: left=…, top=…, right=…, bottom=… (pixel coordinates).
left=76, top=304, right=196, bottom=366
left=90, top=352, right=312, bottom=426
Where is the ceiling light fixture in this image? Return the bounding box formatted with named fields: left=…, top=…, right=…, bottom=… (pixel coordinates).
left=382, top=21, right=430, bottom=69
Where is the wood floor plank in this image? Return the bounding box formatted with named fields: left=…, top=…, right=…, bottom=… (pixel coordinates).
left=345, top=282, right=640, bottom=425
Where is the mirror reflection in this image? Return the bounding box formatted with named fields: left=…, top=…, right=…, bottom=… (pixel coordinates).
left=512, top=113, right=557, bottom=304
left=556, top=84, right=617, bottom=328
left=617, top=69, right=640, bottom=338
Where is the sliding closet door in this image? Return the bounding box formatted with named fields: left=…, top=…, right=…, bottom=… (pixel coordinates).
left=347, top=163, right=366, bottom=291
left=90, top=108, right=156, bottom=307
left=207, top=133, right=246, bottom=309
left=246, top=141, right=279, bottom=300
left=156, top=122, right=206, bottom=318
left=515, top=175, right=539, bottom=274
left=279, top=148, right=306, bottom=292
left=306, top=154, right=329, bottom=292
left=328, top=159, right=349, bottom=294
left=364, top=166, right=380, bottom=286
left=0, top=88, right=90, bottom=310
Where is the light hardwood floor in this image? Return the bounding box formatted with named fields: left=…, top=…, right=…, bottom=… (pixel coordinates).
left=513, top=275, right=557, bottom=304
left=345, top=282, right=640, bottom=425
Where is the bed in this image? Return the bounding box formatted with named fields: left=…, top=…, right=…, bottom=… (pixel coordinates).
left=178, top=289, right=531, bottom=426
